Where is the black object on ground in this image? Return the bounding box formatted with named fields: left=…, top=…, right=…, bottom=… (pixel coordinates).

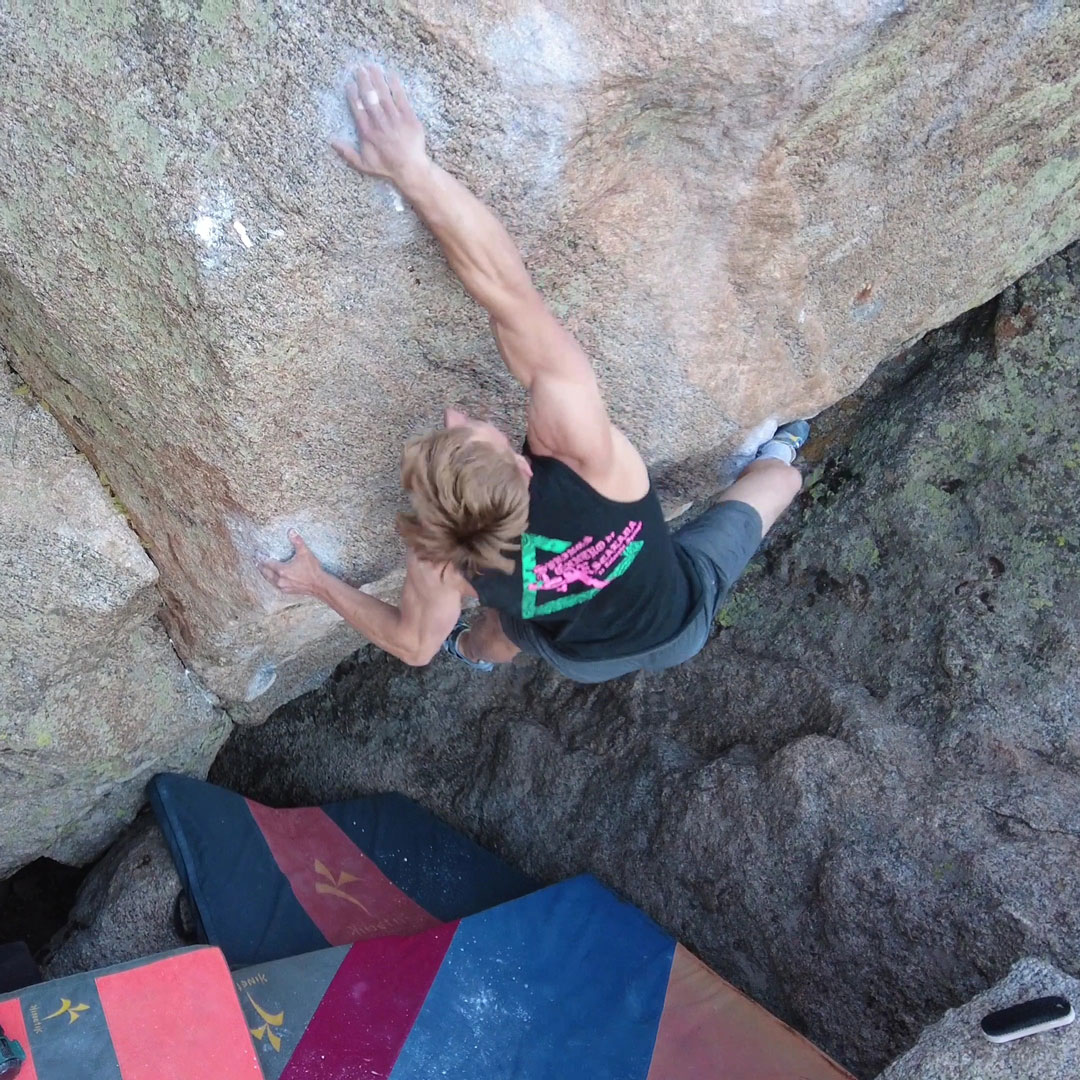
left=981, top=996, right=1075, bottom=1043
left=0, top=943, right=40, bottom=994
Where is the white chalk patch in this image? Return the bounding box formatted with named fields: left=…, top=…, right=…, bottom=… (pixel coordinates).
left=244, top=663, right=278, bottom=702
left=232, top=219, right=254, bottom=247
left=187, top=188, right=240, bottom=269
left=487, top=7, right=593, bottom=89
left=193, top=215, right=217, bottom=244
left=322, top=54, right=442, bottom=243
left=485, top=8, right=595, bottom=194
left=230, top=510, right=348, bottom=601
left=825, top=235, right=863, bottom=265
left=321, top=51, right=444, bottom=143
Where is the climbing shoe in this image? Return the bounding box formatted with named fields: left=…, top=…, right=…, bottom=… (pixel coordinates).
left=756, top=419, right=811, bottom=464
left=442, top=619, right=494, bottom=672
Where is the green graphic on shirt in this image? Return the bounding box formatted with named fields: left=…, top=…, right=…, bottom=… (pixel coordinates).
left=521, top=531, right=644, bottom=619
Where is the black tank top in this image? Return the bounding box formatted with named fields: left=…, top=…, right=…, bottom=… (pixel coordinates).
left=472, top=449, right=701, bottom=659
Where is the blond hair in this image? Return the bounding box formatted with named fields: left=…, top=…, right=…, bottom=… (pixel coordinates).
left=397, top=427, right=529, bottom=576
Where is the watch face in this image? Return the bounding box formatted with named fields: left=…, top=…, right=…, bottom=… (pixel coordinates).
left=981, top=996, right=1073, bottom=1038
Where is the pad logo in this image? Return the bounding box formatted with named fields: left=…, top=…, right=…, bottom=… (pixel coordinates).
left=314, top=859, right=373, bottom=914
left=44, top=999, right=90, bottom=1025
left=521, top=521, right=644, bottom=618
left=247, top=994, right=285, bottom=1053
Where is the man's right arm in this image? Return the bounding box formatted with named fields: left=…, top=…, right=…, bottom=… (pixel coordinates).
left=333, top=66, right=556, bottom=372
left=397, top=160, right=536, bottom=335
left=332, top=65, right=647, bottom=496
left=398, top=162, right=633, bottom=479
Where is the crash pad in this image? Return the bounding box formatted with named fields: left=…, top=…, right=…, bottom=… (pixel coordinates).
left=149, top=773, right=536, bottom=967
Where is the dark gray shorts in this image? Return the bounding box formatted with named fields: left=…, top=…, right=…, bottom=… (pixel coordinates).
left=500, top=499, right=763, bottom=683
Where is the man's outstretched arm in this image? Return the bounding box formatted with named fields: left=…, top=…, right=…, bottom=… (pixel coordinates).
left=332, top=65, right=647, bottom=496
left=258, top=532, right=462, bottom=667
left=334, top=66, right=544, bottom=361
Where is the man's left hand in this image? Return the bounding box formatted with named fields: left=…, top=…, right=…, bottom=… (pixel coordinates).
left=258, top=530, right=327, bottom=596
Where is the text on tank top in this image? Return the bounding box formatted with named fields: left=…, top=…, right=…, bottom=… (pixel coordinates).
left=471, top=449, right=701, bottom=660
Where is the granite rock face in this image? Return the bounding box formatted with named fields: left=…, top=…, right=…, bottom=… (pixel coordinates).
left=2, top=1, right=1079, bottom=715
left=42, top=817, right=186, bottom=980
left=878, top=958, right=1080, bottom=1080
left=0, top=360, right=229, bottom=877
left=215, top=244, right=1080, bottom=1077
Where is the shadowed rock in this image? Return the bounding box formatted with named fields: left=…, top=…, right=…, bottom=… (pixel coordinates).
left=42, top=817, right=186, bottom=980
left=215, top=243, right=1080, bottom=1077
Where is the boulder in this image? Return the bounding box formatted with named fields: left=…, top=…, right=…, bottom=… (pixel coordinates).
left=2, top=1, right=1078, bottom=716
left=0, top=358, right=229, bottom=877
left=877, top=958, right=1080, bottom=1080
left=214, top=243, right=1080, bottom=1077
left=42, top=817, right=187, bottom=980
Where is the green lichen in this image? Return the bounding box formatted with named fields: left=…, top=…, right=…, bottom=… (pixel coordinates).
left=25, top=718, right=54, bottom=750
left=197, top=46, right=229, bottom=69
left=216, top=83, right=249, bottom=111
left=82, top=44, right=113, bottom=77
left=1050, top=114, right=1080, bottom=143
left=197, top=0, right=232, bottom=29
left=107, top=99, right=172, bottom=178
left=866, top=265, right=1080, bottom=621
left=716, top=590, right=761, bottom=629
left=1001, top=69, right=1080, bottom=129
left=984, top=145, right=1020, bottom=171
left=1026, top=155, right=1080, bottom=205
left=160, top=0, right=193, bottom=19
left=240, top=3, right=272, bottom=40
left=841, top=536, right=881, bottom=574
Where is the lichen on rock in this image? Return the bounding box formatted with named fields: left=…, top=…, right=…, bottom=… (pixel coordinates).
left=0, top=354, right=229, bottom=878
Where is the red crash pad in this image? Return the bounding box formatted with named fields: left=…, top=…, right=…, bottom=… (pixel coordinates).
left=0, top=947, right=262, bottom=1080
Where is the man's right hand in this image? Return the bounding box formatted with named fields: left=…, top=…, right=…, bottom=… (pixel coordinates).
left=258, top=529, right=329, bottom=597
left=331, top=64, right=429, bottom=188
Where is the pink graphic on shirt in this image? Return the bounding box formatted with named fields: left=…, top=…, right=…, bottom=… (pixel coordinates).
left=528, top=520, right=643, bottom=594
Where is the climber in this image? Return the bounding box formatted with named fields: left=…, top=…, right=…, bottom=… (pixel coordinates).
left=258, top=64, right=809, bottom=682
